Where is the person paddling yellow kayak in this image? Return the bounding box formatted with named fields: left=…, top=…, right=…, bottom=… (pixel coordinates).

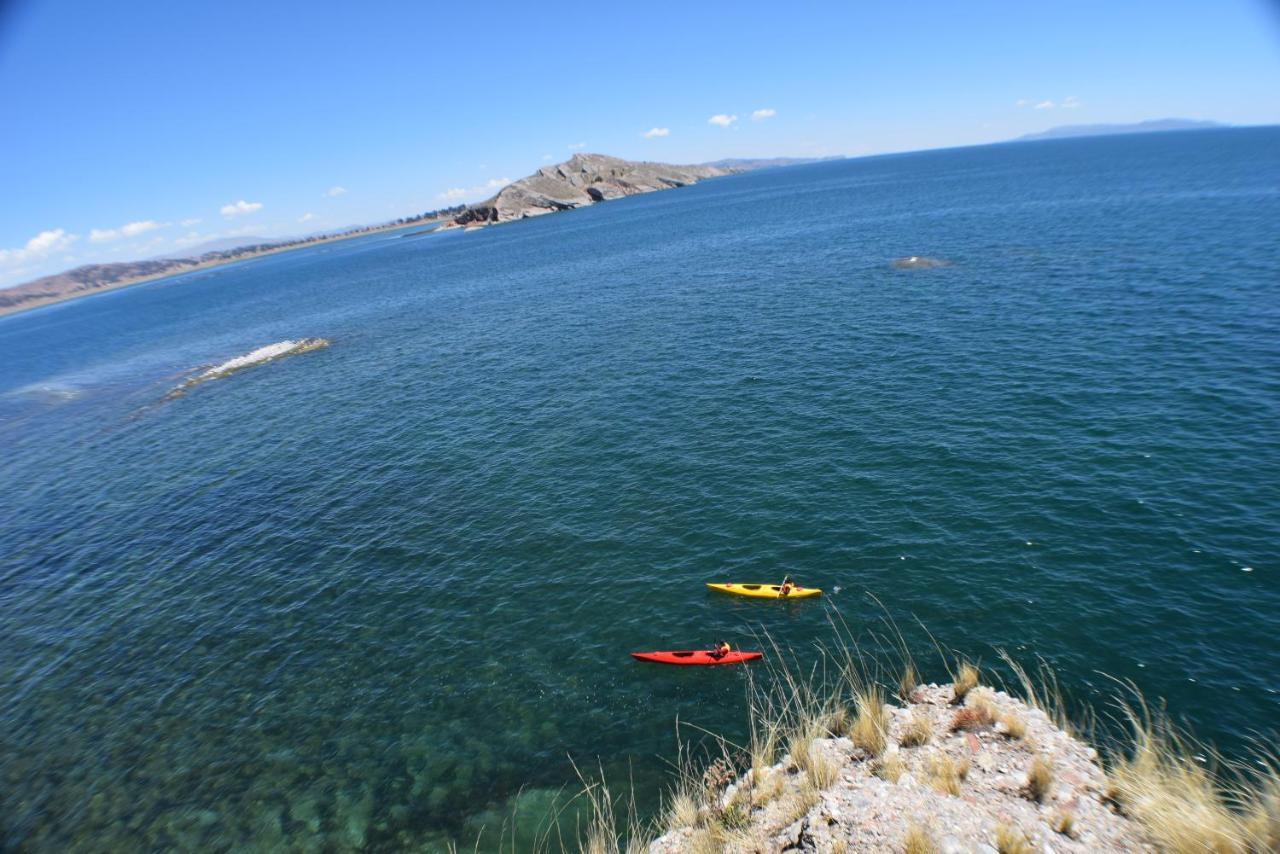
left=705, top=580, right=822, bottom=599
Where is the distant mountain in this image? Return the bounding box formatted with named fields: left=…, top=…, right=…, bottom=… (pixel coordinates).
left=448, top=153, right=731, bottom=228
left=1015, top=118, right=1225, bottom=142
left=703, top=156, right=844, bottom=170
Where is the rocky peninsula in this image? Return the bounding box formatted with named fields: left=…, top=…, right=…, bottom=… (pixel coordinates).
left=446, top=154, right=733, bottom=228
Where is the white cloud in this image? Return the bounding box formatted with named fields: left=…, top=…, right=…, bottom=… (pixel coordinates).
left=568, top=142, right=586, bottom=150
left=643, top=127, right=670, bottom=138
left=298, top=212, right=316, bottom=223
left=1015, top=99, right=1030, bottom=108
left=325, top=186, right=347, bottom=197
left=1034, top=100, right=1055, bottom=110
left=89, top=219, right=169, bottom=243
left=1062, top=95, right=1082, bottom=109
left=708, top=114, right=738, bottom=127
left=751, top=108, right=776, bottom=121
left=180, top=217, right=202, bottom=227
left=220, top=200, right=263, bottom=217
left=0, top=228, right=78, bottom=267
left=436, top=177, right=512, bottom=203
left=542, top=154, right=553, bottom=161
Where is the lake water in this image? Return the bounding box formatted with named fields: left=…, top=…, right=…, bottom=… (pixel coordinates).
left=1, top=128, right=1277, bottom=851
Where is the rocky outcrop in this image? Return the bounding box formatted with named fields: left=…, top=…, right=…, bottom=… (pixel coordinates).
left=448, top=154, right=733, bottom=228
left=165, top=338, right=330, bottom=399
left=649, top=684, right=1152, bottom=853
left=891, top=256, right=951, bottom=269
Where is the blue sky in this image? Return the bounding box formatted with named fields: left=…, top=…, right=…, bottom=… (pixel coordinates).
left=1, top=0, right=1278, bottom=286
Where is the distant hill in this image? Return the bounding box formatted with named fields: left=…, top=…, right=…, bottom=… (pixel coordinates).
left=448, top=153, right=731, bottom=228
left=1015, top=118, right=1225, bottom=142
left=703, top=156, right=844, bottom=170
left=153, top=236, right=276, bottom=259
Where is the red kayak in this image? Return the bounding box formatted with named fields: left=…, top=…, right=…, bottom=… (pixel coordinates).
left=630, top=650, right=763, bottom=666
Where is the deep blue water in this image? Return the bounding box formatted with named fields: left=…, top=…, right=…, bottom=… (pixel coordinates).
left=1, top=128, right=1278, bottom=851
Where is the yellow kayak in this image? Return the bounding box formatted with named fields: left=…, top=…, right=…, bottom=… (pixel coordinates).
left=706, top=582, right=822, bottom=600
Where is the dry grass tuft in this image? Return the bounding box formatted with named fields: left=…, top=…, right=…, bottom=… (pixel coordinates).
left=899, top=709, right=933, bottom=748
left=748, top=768, right=784, bottom=809
left=898, top=661, right=920, bottom=703
left=573, top=764, right=652, bottom=854
left=951, top=661, right=979, bottom=704
left=1240, top=772, right=1280, bottom=851
left=662, top=787, right=700, bottom=833
left=1025, top=755, right=1054, bottom=803
left=993, top=823, right=1033, bottom=854
left=776, top=781, right=820, bottom=826
left=686, top=821, right=752, bottom=854
left=806, top=746, right=840, bottom=790
left=1105, top=702, right=1280, bottom=854
left=824, top=704, right=853, bottom=738
left=1051, top=808, right=1076, bottom=838
left=850, top=688, right=888, bottom=757
left=873, top=751, right=905, bottom=783
left=786, top=723, right=817, bottom=773
left=902, top=821, right=938, bottom=854
left=1000, top=712, right=1027, bottom=740
left=927, top=754, right=968, bottom=796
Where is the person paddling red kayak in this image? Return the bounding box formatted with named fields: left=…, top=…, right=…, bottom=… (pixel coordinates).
left=630, top=645, right=762, bottom=666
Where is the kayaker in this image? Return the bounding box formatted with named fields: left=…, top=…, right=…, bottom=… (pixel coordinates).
left=711, top=641, right=732, bottom=659
left=779, top=575, right=796, bottom=597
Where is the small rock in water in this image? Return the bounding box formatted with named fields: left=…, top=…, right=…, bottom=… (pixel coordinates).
left=891, top=255, right=950, bottom=269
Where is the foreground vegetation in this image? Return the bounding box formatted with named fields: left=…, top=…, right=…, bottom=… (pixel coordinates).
left=458, top=610, right=1279, bottom=852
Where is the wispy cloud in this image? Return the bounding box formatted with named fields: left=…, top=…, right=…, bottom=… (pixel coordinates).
left=298, top=212, right=316, bottom=223
left=220, top=200, right=263, bottom=217
left=325, top=186, right=347, bottom=197
left=1018, top=96, right=1082, bottom=110
left=708, top=114, right=738, bottom=127
left=435, top=177, right=512, bottom=203
left=542, top=154, right=553, bottom=161
left=180, top=217, right=202, bottom=227
left=568, top=142, right=586, bottom=150
left=88, top=219, right=168, bottom=243
left=751, top=108, right=776, bottom=121
left=643, top=127, right=670, bottom=138
left=0, top=228, right=78, bottom=267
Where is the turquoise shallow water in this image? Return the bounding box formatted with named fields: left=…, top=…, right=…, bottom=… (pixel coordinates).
left=1, top=128, right=1278, bottom=850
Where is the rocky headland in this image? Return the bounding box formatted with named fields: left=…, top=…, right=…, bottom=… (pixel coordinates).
left=446, top=154, right=733, bottom=228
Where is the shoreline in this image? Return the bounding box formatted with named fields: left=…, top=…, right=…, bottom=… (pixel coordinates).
left=0, top=217, right=446, bottom=321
